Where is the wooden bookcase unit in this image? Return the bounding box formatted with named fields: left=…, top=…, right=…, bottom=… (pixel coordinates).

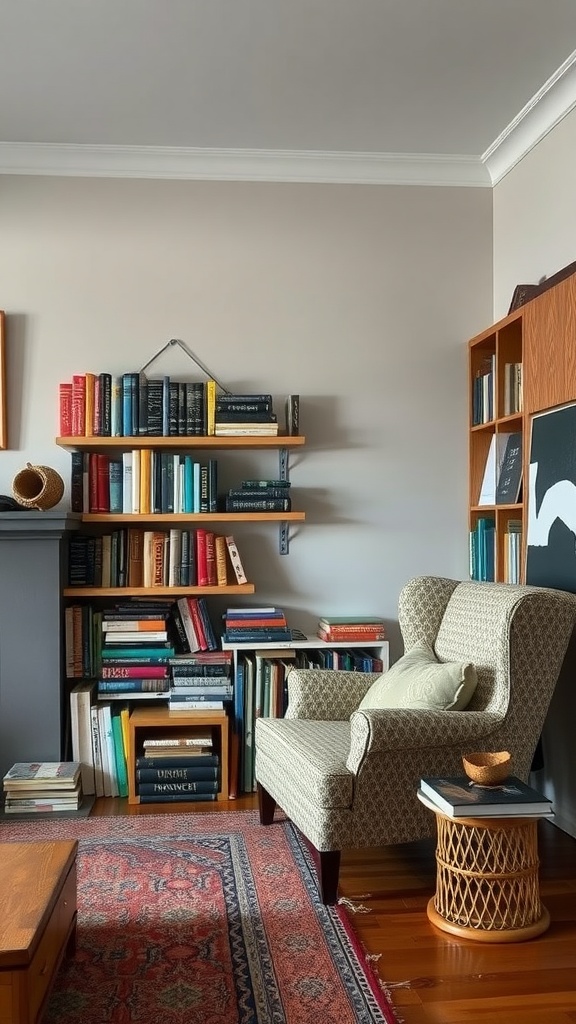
left=468, top=270, right=576, bottom=583
left=126, top=706, right=229, bottom=804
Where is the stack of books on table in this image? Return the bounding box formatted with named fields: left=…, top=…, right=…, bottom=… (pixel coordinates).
left=3, top=762, right=82, bottom=814
left=98, top=601, right=174, bottom=701
left=222, top=606, right=292, bottom=645
left=168, top=650, right=234, bottom=712
left=418, top=775, right=554, bottom=819
left=136, top=731, right=220, bottom=803
left=214, top=394, right=279, bottom=436
left=316, top=615, right=386, bottom=643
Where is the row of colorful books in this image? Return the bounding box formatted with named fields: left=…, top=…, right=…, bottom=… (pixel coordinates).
left=70, top=451, right=218, bottom=514
left=67, top=529, right=248, bottom=588
left=65, top=598, right=222, bottom=679
left=59, top=373, right=283, bottom=438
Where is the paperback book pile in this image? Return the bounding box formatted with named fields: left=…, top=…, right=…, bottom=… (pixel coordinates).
left=316, top=615, right=386, bottom=643
left=136, top=731, right=220, bottom=803
left=418, top=775, right=554, bottom=819
left=214, top=394, right=279, bottom=436
left=168, top=650, right=233, bottom=712
left=3, top=762, right=82, bottom=814
left=99, top=601, right=175, bottom=700
left=224, top=478, right=291, bottom=513
left=222, top=606, right=292, bottom=645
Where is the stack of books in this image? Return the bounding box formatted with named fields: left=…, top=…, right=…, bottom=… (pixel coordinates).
left=418, top=775, right=554, bottom=819
left=316, top=616, right=386, bottom=643
left=168, top=651, right=233, bottom=712
left=99, top=602, right=174, bottom=700
left=3, top=762, right=83, bottom=814
left=224, top=479, right=291, bottom=513
left=136, top=731, right=220, bottom=803
left=214, top=393, right=279, bottom=436
left=222, top=607, right=292, bottom=645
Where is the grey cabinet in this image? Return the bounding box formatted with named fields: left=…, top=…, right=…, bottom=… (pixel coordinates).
left=0, top=512, right=79, bottom=782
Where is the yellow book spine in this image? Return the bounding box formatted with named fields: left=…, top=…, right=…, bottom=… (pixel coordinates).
left=85, top=372, right=96, bottom=437
left=139, top=448, right=151, bottom=514
left=215, top=534, right=228, bottom=586
left=206, top=380, right=216, bottom=436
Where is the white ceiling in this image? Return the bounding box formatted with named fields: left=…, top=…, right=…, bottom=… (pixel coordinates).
left=2, top=0, right=576, bottom=185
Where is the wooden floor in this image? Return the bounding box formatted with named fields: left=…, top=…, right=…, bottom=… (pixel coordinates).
left=92, top=796, right=576, bottom=1023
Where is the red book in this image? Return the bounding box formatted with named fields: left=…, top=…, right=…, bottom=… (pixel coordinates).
left=187, top=597, right=208, bottom=651
left=59, top=382, right=73, bottom=436
left=101, top=665, right=168, bottom=679
left=71, top=374, right=86, bottom=436
left=96, top=454, right=110, bottom=512
left=196, top=529, right=208, bottom=587
left=317, top=628, right=385, bottom=643
left=205, top=531, right=217, bottom=586
left=88, top=452, right=99, bottom=513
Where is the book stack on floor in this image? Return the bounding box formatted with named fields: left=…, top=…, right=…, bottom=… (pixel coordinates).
left=214, top=393, right=279, bottom=437
left=224, top=478, right=291, bottom=513
left=316, top=615, right=386, bottom=644
left=136, top=731, right=220, bottom=803
left=418, top=776, right=554, bottom=819
left=168, top=650, right=233, bottom=713
left=3, top=762, right=82, bottom=814
left=99, top=601, right=174, bottom=701
left=222, top=606, right=292, bottom=645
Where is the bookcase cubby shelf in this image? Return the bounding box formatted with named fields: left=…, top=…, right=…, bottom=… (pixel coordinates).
left=468, top=268, right=576, bottom=584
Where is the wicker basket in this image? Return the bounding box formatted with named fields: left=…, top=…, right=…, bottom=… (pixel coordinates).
left=12, top=463, right=65, bottom=511
left=462, top=750, right=511, bottom=786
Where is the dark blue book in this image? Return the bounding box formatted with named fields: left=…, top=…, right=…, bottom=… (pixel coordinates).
left=136, top=766, right=218, bottom=782
left=138, top=793, right=217, bottom=803
left=419, top=776, right=553, bottom=817
left=137, top=780, right=219, bottom=795
left=136, top=755, right=219, bottom=769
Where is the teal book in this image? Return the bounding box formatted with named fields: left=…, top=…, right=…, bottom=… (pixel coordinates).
left=101, top=646, right=175, bottom=659
left=111, top=711, right=129, bottom=798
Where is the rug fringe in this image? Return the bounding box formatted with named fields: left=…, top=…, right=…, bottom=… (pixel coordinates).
left=337, top=896, right=372, bottom=913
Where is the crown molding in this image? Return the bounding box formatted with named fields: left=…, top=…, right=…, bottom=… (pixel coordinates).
left=483, top=48, right=576, bottom=185
left=0, top=142, right=491, bottom=187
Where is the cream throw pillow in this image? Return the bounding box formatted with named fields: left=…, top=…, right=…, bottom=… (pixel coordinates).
left=357, top=640, right=477, bottom=712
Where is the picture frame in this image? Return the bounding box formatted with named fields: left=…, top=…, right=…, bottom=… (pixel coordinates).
left=0, top=311, right=6, bottom=450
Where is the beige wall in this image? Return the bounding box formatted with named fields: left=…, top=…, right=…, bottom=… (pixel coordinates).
left=493, top=106, right=576, bottom=320
left=0, top=175, right=492, bottom=653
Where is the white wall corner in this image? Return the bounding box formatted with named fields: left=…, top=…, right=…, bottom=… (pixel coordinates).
left=483, top=48, right=576, bottom=185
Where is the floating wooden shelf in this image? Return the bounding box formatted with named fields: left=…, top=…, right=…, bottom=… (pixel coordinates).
left=81, top=511, right=305, bottom=524
left=56, top=435, right=306, bottom=451
left=63, top=583, right=255, bottom=597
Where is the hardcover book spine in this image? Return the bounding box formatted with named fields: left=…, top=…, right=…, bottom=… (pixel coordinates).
left=136, top=766, right=218, bottom=782
left=71, top=374, right=86, bottom=436
left=59, top=382, right=73, bottom=436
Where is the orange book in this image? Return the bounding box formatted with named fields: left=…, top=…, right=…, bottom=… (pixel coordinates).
left=84, top=372, right=96, bottom=437
left=215, top=535, right=228, bottom=587
left=139, top=449, right=152, bottom=515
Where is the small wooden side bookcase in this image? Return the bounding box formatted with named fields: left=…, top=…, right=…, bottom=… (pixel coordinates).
left=126, top=706, right=229, bottom=804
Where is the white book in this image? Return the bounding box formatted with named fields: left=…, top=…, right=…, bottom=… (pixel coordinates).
left=169, top=528, right=181, bottom=587
left=131, top=449, right=141, bottom=514
left=225, top=536, right=248, bottom=584
left=122, top=452, right=133, bottom=513
left=90, top=704, right=105, bottom=797
left=70, top=681, right=96, bottom=795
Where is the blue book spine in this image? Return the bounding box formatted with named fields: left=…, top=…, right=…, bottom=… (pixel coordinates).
left=184, top=456, right=194, bottom=514
left=101, top=646, right=175, bottom=659
left=109, top=460, right=123, bottom=514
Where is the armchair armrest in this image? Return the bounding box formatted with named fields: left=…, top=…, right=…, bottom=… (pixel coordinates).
left=346, top=708, right=504, bottom=773
left=285, top=668, right=380, bottom=720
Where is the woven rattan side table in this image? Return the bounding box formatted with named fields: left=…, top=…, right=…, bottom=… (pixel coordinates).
left=422, top=800, right=550, bottom=942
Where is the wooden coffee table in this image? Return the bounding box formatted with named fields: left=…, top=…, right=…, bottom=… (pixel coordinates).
left=0, top=840, right=78, bottom=1024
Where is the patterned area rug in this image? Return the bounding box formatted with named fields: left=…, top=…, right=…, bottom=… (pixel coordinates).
left=0, top=811, right=399, bottom=1023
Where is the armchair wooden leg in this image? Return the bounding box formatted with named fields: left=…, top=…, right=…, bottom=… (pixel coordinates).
left=312, top=848, right=341, bottom=905
left=257, top=782, right=276, bottom=825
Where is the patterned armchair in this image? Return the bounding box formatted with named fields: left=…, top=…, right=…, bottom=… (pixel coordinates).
left=254, top=576, right=576, bottom=903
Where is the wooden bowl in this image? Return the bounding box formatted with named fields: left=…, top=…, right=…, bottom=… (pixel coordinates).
left=462, top=750, right=511, bottom=785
